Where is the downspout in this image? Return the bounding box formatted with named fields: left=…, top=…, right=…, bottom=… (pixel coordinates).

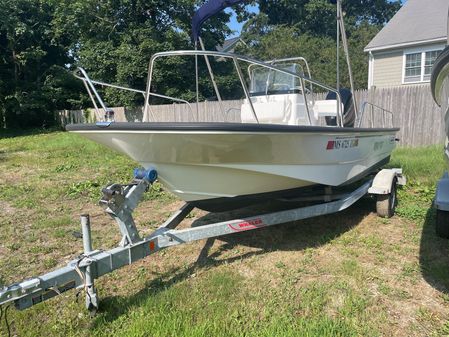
left=368, top=51, right=374, bottom=89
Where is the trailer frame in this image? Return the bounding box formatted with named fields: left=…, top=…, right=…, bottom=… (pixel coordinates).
left=0, top=168, right=404, bottom=312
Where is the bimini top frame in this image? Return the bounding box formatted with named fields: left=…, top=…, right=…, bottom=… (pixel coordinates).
left=75, top=50, right=344, bottom=126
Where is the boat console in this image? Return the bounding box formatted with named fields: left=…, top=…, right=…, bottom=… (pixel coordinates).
left=241, top=58, right=351, bottom=126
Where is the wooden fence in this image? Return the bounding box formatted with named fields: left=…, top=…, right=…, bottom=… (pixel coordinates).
left=59, top=84, right=444, bottom=147
left=352, top=85, right=445, bottom=147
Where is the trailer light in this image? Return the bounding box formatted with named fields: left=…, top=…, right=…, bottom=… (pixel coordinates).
left=149, top=241, right=155, bottom=251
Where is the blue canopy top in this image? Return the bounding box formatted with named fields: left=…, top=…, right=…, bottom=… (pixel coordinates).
left=192, top=0, right=246, bottom=42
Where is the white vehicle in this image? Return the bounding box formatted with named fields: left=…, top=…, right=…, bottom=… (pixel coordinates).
left=431, top=22, right=449, bottom=238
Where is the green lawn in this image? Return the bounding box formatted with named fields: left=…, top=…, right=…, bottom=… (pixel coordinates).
left=0, top=130, right=448, bottom=336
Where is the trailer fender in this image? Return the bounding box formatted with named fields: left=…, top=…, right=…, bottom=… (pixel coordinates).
left=368, top=169, right=405, bottom=195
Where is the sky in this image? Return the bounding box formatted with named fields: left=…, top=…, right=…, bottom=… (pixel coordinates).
left=226, top=4, right=258, bottom=38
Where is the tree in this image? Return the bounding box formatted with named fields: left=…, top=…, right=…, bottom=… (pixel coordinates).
left=239, top=0, right=401, bottom=90
left=0, top=0, right=239, bottom=129
left=258, top=0, right=401, bottom=38
left=0, top=0, right=84, bottom=129
left=51, top=0, right=238, bottom=107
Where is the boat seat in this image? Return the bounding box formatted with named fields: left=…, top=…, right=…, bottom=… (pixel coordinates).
left=241, top=93, right=318, bottom=125
left=312, top=100, right=342, bottom=118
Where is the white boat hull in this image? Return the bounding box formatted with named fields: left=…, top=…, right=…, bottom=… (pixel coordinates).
left=68, top=123, right=397, bottom=204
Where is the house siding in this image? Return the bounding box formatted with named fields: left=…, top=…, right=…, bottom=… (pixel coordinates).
left=372, top=51, right=403, bottom=88
left=371, top=43, right=445, bottom=88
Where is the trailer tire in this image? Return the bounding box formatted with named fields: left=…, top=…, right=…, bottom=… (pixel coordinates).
left=376, top=179, right=397, bottom=218
left=436, top=209, right=449, bottom=239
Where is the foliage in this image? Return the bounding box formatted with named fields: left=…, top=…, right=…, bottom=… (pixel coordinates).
left=258, top=0, right=401, bottom=38
left=237, top=22, right=379, bottom=90
left=0, top=0, right=85, bottom=129
left=52, top=0, right=239, bottom=105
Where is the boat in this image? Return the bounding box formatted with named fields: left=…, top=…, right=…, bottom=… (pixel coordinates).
left=66, top=0, right=399, bottom=211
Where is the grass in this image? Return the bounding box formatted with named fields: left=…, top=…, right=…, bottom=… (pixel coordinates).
left=0, top=131, right=449, bottom=336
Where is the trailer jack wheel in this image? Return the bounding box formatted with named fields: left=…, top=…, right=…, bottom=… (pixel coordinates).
left=376, top=179, right=397, bottom=218
left=436, top=209, right=449, bottom=239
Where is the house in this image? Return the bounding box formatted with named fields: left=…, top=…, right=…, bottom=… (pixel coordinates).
left=365, top=0, right=448, bottom=88
left=216, top=36, right=245, bottom=53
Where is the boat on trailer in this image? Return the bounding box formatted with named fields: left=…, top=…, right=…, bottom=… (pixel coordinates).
left=67, top=0, right=398, bottom=212
left=0, top=0, right=404, bottom=316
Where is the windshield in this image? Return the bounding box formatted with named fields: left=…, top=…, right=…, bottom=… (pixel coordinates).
left=250, top=63, right=303, bottom=95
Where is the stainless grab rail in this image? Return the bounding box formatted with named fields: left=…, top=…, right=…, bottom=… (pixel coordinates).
left=358, top=102, right=394, bottom=128
left=75, top=67, right=195, bottom=122
left=143, top=50, right=344, bottom=126
left=77, top=67, right=110, bottom=121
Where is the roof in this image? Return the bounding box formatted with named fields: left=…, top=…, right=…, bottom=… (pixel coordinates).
left=216, top=37, right=242, bottom=53
left=365, top=0, right=448, bottom=52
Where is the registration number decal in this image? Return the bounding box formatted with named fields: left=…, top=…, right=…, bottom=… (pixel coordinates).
left=326, top=138, right=359, bottom=150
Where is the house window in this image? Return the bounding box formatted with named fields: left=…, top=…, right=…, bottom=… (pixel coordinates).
left=424, top=50, right=440, bottom=81
left=404, top=49, right=442, bottom=83
left=404, top=53, right=422, bottom=83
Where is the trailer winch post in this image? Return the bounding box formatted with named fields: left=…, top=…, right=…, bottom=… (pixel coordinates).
left=80, top=214, right=98, bottom=313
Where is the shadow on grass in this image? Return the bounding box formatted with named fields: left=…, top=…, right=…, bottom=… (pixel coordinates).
left=92, top=197, right=374, bottom=326
left=419, top=207, right=449, bottom=293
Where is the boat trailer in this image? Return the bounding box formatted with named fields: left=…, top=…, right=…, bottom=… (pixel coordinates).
left=0, top=168, right=405, bottom=313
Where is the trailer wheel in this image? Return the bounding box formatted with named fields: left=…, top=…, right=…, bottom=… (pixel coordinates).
left=376, top=179, right=397, bottom=218
left=436, top=209, right=449, bottom=239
